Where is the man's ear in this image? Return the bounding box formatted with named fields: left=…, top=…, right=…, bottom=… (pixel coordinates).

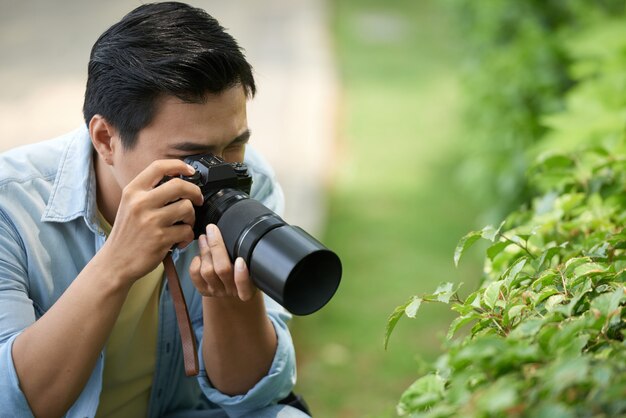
left=89, top=115, right=119, bottom=166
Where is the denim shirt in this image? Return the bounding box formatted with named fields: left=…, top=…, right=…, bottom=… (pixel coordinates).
left=0, top=127, right=296, bottom=418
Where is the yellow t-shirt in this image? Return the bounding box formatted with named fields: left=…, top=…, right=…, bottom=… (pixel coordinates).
left=95, top=212, right=163, bottom=417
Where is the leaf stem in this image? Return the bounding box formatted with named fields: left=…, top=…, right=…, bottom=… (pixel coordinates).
left=491, top=318, right=507, bottom=336
left=558, top=268, right=569, bottom=297
left=499, top=233, right=536, bottom=259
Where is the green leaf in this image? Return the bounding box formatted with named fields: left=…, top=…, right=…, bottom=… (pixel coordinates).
left=483, top=280, right=504, bottom=309
left=508, top=234, right=528, bottom=247
left=554, top=279, right=593, bottom=317
left=536, top=154, right=576, bottom=170
left=534, top=287, right=561, bottom=306
left=481, top=221, right=506, bottom=242
left=503, top=258, right=527, bottom=287
left=405, top=297, right=422, bottom=319
left=563, top=257, right=592, bottom=277
left=507, top=305, right=525, bottom=321
left=547, top=317, right=592, bottom=355
left=572, top=262, right=607, bottom=278
left=531, top=402, right=575, bottom=418
left=545, top=356, right=589, bottom=395
left=476, top=377, right=519, bottom=414
left=533, top=270, right=559, bottom=291
left=590, top=286, right=625, bottom=318
left=545, top=294, right=566, bottom=311
left=607, top=230, right=626, bottom=248
left=455, top=290, right=481, bottom=315
left=432, top=282, right=463, bottom=304
left=537, top=246, right=562, bottom=270
left=487, top=241, right=511, bottom=261
left=397, top=374, right=446, bottom=414
left=447, top=313, right=478, bottom=340
left=583, top=242, right=609, bottom=259
left=558, top=335, right=590, bottom=357
left=557, top=192, right=586, bottom=213
left=510, top=319, right=544, bottom=339
left=470, top=291, right=482, bottom=310
left=454, top=230, right=482, bottom=267
left=385, top=297, right=416, bottom=350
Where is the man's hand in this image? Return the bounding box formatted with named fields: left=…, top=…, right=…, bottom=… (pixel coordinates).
left=101, top=159, right=203, bottom=286
left=193, top=224, right=276, bottom=395
left=189, top=224, right=258, bottom=301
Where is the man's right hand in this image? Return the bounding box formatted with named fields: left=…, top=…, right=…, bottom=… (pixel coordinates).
left=101, top=159, right=204, bottom=286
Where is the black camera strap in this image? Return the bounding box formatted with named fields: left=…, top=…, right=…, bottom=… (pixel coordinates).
left=163, top=253, right=199, bottom=376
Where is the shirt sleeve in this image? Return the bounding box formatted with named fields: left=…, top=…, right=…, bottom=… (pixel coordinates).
left=0, top=209, right=37, bottom=416
left=195, top=298, right=296, bottom=416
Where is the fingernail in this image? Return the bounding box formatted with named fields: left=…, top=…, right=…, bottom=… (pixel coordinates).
left=235, top=257, right=245, bottom=272
left=206, top=224, right=216, bottom=241
left=198, top=235, right=207, bottom=248
left=186, top=164, right=196, bottom=173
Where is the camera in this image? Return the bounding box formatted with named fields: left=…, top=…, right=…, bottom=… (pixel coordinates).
left=168, top=153, right=342, bottom=315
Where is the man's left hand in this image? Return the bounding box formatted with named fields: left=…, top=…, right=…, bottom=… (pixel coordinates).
left=189, top=224, right=258, bottom=301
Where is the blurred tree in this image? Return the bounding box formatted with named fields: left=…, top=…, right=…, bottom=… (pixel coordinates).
left=452, top=0, right=625, bottom=222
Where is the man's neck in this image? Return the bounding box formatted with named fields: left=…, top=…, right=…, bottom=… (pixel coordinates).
left=94, top=152, right=121, bottom=226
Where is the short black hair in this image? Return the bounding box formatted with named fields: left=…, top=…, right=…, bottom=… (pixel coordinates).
left=83, top=2, right=256, bottom=149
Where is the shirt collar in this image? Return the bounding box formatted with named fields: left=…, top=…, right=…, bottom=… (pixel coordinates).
left=41, top=126, right=99, bottom=232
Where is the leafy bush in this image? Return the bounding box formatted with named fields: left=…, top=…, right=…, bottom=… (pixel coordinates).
left=453, top=0, right=625, bottom=221
left=386, top=18, right=626, bottom=417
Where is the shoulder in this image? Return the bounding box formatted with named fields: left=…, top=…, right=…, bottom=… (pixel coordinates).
left=244, top=146, right=285, bottom=216
left=0, top=128, right=85, bottom=189
left=244, top=146, right=276, bottom=183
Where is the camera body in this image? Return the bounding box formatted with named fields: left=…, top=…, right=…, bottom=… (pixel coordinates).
left=166, top=153, right=342, bottom=316
left=180, top=154, right=253, bottom=238
left=184, top=154, right=252, bottom=198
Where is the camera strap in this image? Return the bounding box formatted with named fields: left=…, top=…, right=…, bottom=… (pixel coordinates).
left=163, top=253, right=199, bottom=376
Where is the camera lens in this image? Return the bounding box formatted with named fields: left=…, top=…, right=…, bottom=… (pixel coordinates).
left=248, top=225, right=342, bottom=315
left=198, top=189, right=342, bottom=315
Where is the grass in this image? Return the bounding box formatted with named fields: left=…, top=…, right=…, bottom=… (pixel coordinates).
left=291, top=1, right=488, bottom=417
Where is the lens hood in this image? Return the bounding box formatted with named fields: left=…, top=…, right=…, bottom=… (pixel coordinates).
left=249, top=225, right=342, bottom=315
left=215, top=197, right=342, bottom=315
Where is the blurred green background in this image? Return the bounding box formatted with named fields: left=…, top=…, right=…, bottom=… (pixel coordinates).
left=293, top=0, right=626, bottom=416
left=293, top=1, right=484, bottom=416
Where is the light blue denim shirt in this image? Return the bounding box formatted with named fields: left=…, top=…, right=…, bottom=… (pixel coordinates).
left=0, top=126, right=296, bottom=418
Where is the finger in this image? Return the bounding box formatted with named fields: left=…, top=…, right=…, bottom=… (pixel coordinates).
left=176, top=232, right=196, bottom=250
left=152, top=177, right=203, bottom=207
left=131, top=159, right=196, bottom=190
left=198, top=235, right=226, bottom=296
left=189, top=255, right=214, bottom=296
left=198, top=234, right=213, bottom=265
left=165, top=224, right=195, bottom=250
left=234, top=257, right=256, bottom=301
left=160, top=198, right=196, bottom=227
left=206, top=224, right=238, bottom=297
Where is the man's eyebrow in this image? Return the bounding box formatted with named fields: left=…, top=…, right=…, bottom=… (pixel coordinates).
left=171, top=129, right=251, bottom=152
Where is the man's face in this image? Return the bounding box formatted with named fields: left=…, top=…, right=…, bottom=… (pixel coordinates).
left=110, top=85, right=249, bottom=189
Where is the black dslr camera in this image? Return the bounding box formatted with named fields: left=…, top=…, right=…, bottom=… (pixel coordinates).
left=173, top=154, right=342, bottom=315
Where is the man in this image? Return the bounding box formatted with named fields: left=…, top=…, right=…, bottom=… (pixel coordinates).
left=0, top=2, right=309, bottom=417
